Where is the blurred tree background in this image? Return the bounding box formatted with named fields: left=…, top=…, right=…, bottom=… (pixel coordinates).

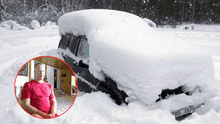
left=0, top=0, right=219, bottom=27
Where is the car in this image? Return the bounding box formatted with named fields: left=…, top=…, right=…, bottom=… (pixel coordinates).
left=57, top=9, right=218, bottom=120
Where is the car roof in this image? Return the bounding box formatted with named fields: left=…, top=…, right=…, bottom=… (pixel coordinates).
left=58, top=9, right=154, bottom=37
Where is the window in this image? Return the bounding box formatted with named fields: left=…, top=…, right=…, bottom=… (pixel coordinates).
left=77, top=38, right=89, bottom=60
left=68, top=36, right=79, bottom=55
left=59, top=34, right=71, bottom=49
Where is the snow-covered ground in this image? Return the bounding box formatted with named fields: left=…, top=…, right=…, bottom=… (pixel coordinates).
left=0, top=23, right=220, bottom=124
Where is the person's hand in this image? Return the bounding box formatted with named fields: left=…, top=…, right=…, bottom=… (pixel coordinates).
left=50, top=113, right=56, bottom=118
left=42, top=113, right=55, bottom=118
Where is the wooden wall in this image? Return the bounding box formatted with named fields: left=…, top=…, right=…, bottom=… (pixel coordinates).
left=60, top=68, right=74, bottom=95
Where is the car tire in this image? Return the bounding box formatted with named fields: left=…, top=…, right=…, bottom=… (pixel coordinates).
left=97, top=82, right=125, bottom=105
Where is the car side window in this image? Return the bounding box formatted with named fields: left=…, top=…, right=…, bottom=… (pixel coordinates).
left=67, top=35, right=79, bottom=55
left=58, top=34, right=71, bottom=49
left=77, top=37, right=89, bottom=60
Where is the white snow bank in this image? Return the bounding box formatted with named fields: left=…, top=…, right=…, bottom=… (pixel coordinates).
left=58, top=9, right=218, bottom=106
left=143, top=18, right=156, bottom=27
left=176, top=24, right=195, bottom=30
left=176, top=24, right=220, bottom=32
left=43, top=21, right=58, bottom=29
left=62, top=92, right=178, bottom=124
left=1, top=87, right=220, bottom=124
left=0, top=20, right=28, bottom=30
left=31, top=20, right=41, bottom=29
left=182, top=110, right=220, bottom=124
left=0, top=23, right=11, bottom=30
left=196, top=96, right=220, bottom=114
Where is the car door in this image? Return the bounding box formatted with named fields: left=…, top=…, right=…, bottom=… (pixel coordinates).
left=60, top=34, right=128, bottom=105
left=63, top=35, right=101, bottom=92
left=75, top=36, right=128, bottom=105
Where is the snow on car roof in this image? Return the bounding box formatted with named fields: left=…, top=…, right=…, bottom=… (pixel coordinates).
left=58, top=9, right=154, bottom=36
left=58, top=9, right=217, bottom=105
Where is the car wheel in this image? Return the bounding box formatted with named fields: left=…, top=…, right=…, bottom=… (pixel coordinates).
left=97, top=82, right=126, bottom=105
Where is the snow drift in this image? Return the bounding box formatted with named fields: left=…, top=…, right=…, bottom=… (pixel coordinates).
left=31, top=20, right=41, bottom=29
left=143, top=18, right=156, bottom=27
left=58, top=9, right=218, bottom=106
left=0, top=20, right=28, bottom=30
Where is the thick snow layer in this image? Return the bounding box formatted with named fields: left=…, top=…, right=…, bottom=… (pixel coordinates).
left=143, top=18, right=157, bottom=27
left=58, top=9, right=218, bottom=105
left=31, top=20, right=41, bottom=29
left=0, top=20, right=28, bottom=30
left=176, top=24, right=220, bottom=32
left=43, top=21, right=58, bottom=29
left=0, top=24, right=220, bottom=123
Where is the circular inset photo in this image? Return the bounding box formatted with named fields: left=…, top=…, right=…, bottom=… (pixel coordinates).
left=14, top=56, right=78, bottom=119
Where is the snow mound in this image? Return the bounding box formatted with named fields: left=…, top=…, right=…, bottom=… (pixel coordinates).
left=196, top=96, right=220, bottom=115
left=143, top=18, right=156, bottom=27
left=58, top=9, right=218, bottom=105
left=176, top=24, right=195, bottom=30
left=0, top=20, right=28, bottom=30
left=43, top=21, right=58, bottom=29
left=175, top=24, right=220, bottom=32
left=0, top=23, right=11, bottom=30
left=30, top=20, right=41, bottom=29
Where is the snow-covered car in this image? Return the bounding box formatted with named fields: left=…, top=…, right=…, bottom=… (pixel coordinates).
left=58, top=9, right=218, bottom=119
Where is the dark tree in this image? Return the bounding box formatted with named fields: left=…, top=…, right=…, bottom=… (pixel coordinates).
left=0, top=0, right=6, bottom=22
left=1, top=0, right=220, bottom=26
